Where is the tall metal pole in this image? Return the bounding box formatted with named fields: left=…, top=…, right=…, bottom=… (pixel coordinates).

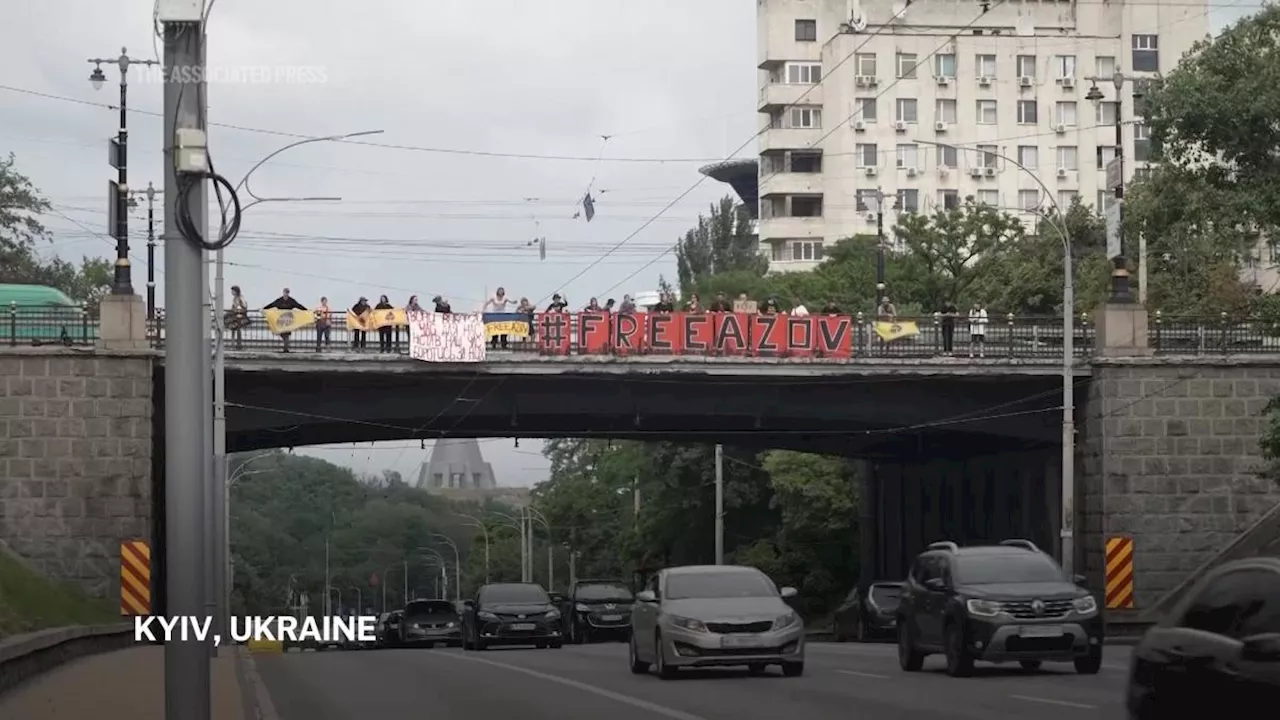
left=547, top=544, right=554, bottom=592
left=1060, top=228, right=1076, bottom=575
left=525, top=509, right=534, bottom=583
left=145, top=183, right=157, bottom=321
left=161, top=21, right=209, bottom=720
left=202, top=237, right=215, bottom=661
left=714, top=444, right=724, bottom=565
left=114, top=67, right=131, bottom=294
left=875, top=189, right=886, bottom=305
left=351, top=586, right=362, bottom=613
left=324, top=533, right=331, bottom=616
left=402, top=560, right=408, bottom=607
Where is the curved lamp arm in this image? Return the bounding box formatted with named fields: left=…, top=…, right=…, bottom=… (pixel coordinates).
left=234, top=130, right=384, bottom=211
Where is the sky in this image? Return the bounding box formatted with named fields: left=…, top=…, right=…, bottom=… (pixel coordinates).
left=0, top=0, right=1261, bottom=486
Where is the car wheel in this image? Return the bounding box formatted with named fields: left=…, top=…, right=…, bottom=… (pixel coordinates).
left=1019, top=660, right=1042, bottom=671
left=550, top=639, right=563, bottom=649
left=536, top=642, right=548, bottom=649
left=654, top=632, right=677, bottom=679
left=854, top=615, right=866, bottom=643
left=782, top=661, right=804, bottom=677
left=1074, top=649, right=1102, bottom=675
left=897, top=623, right=924, bottom=672
left=571, top=622, right=582, bottom=644
left=943, top=623, right=974, bottom=678
left=583, top=627, right=593, bottom=644
left=628, top=632, right=650, bottom=674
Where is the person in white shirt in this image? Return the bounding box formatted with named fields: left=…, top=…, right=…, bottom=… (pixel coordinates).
left=484, top=287, right=513, bottom=349
left=968, top=301, right=988, bottom=358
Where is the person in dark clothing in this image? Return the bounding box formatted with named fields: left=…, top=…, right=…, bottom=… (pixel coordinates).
left=263, top=288, right=306, bottom=352
left=821, top=298, right=841, bottom=315
left=652, top=292, right=674, bottom=313
left=707, top=291, right=731, bottom=312
left=432, top=295, right=452, bottom=313
left=350, top=296, right=370, bottom=350
left=940, top=299, right=958, bottom=355
left=546, top=293, right=568, bottom=313
left=374, top=295, right=394, bottom=353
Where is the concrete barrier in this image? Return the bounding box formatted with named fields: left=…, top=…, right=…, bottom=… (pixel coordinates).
left=0, top=624, right=133, bottom=697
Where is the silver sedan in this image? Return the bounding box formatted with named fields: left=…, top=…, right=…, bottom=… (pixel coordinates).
left=628, top=565, right=805, bottom=678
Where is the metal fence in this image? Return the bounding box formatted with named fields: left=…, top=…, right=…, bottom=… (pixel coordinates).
left=7, top=305, right=1280, bottom=358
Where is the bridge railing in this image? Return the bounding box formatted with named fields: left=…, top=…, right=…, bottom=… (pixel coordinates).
left=7, top=306, right=1280, bottom=357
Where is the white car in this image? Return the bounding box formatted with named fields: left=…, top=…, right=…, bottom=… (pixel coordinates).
left=628, top=565, right=805, bottom=678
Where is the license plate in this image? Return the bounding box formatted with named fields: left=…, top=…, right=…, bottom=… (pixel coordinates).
left=1019, top=625, right=1064, bottom=638
left=510, top=623, right=536, bottom=631
left=600, top=614, right=623, bottom=622
left=721, top=635, right=763, bottom=649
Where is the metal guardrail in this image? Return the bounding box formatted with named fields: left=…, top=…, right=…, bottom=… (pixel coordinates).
left=0, top=623, right=133, bottom=696
left=7, top=305, right=1280, bottom=357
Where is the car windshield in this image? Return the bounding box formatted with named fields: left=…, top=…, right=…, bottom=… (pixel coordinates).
left=666, top=571, right=776, bottom=599
left=405, top=601, right=456, bottom=618
left=480, top=584, right=550, bottom=604
left=576, top=583, right=633, bottom=602
left=869, top=584, right=903, bottom=610
left=954, top=554, right=1066, bottom=585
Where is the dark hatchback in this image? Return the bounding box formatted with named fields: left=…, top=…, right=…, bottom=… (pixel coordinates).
left=399, top=600, right=462, bottom=648
left=566, top=580, right=634, bottom=643
left=835, top=582, right=904, bottom=642
left=462, top=583, right=563, bottom=650
left=897, top=540, right=1103, bottom=677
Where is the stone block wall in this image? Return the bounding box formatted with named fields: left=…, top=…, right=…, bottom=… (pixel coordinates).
left=0, top=351, right=155, bottom=599
left=1081, top=359, right=1280, bottom=610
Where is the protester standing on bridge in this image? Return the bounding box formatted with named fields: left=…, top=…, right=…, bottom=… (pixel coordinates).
left=432, top=295, right=452, bottom=313
left=407, top=295, right=423, bottom=314
left=877, top=296, right=897, bottom=320
left=374, top=295, right=395, bottom=353
left=707, top=292, right=730, bottom=312
left=968, top=301, right=988, bottom=358
left=604, top=298, right=616, bottom=312
left=821, top=298, right=841, bottom=315
left=684, top=293, right=703, bottom=313
left=618, top=295, right=636, bottom=314
left=315, top=297, right=332, bottom=352
left=484, top=287, right=513, bottom=350
left=264, top=288, right=306, bottom=352
left=225, top=285, right=249, bottom=350
left=653, top=292, right=675, bottom=313
left=940, top=299, right=958, bottom=356
left=584, top=297, right=602, bottom=312
left=351, top=296, right=370, bottom=350
left=546, top=293, right=568, bottom=313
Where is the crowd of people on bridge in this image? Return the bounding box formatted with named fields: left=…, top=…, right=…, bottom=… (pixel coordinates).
left=220, top=285, right=992, bottom=357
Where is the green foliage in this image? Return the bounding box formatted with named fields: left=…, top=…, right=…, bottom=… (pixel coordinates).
left=0, top=547, right=117, bottom=638
left=674, top=195, right=768, bottom=295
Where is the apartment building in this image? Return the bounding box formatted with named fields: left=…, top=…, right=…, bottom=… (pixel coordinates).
left=756, top=0, right=1211, bottom=272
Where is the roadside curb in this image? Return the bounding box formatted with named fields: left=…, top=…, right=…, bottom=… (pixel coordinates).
left=236, top=646, right=280, bottom=720
left=0, top=624, right=133, bottom=697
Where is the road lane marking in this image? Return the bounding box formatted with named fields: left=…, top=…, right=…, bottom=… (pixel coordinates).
left=1010, top=694, right=1098, bottom=710
left=837, top=669, right=891, bottom=679
left=442, top=652, right=711, bottom=720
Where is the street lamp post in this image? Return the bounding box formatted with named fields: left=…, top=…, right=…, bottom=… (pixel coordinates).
left=88, top=48, right=158, bottom=296
left=866, top=190, right=896, bottom=310
left=526, top=507, right=553, bottom=589
left=1086, top=73, right=1143, bottom=304
left=455, top=514, right=490, bottom=584
left=431, top=533, right=462, bottom=602
left=349, top=586, right=362, bottom=614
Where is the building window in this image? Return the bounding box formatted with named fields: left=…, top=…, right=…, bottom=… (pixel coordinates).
left=770, top=242, right=785, bottom=262
left=856, top=97, right=877, bottom=122
left=791, top=196, right=823, bottom=217
left=1096, top=55, right=1116, bottom=79
left=856, top=53, right=877, bottom=77
left=977, top=145, right=998, bottom=168
left=1017, top=145, right=1039, bottom=170
left=976, top=54, right=997, bottom=78
left=1017, top=100, right=1038, bottom=125
left=935, top=53, right=956, bottom=78
left=936, top=144, right=958, bottom=168
left=450, top=473, right=463, bottom=488
left=856, top=143, right=878, bottom=167
left=938, top=189, right=960, bottom=210
left=1055, top=55, right=1077, bottom=79
left=1096, top=145, right=1118, bottom=170
left=1132, top=35, right=1159, bottom=72
left=789, top=151, right=822, bottom=173
left=977, top=190, right=999, bottom=206
left=936, top=99, right=957, bottom=123
left=1019, top=189, right=1041, bottom=212
left=896, top=98, right=918, bottom=122
left=899, top=189, right=920, bottom=214
left=791, top=240, right=823, bottom=261
left=976, top=100, right=998, bottom=124
left=1057, top=145, right=1078, bottom=171
left=795, top=19, right=817, bottom=42
left=1055, top=101, right=1078, bottom=127
left=1134, top=167, right=1153, bottom=182
left=1016, top=55, right=1036, bottom=78
left=896, top=144, right=920, bottom=169
left=785, top=62, right=822, bottom=84
left=896, top=53, right=919, bottom=79
left=1095, top=101, right=1118, bottom=126
left=432, top=473, right=443, bottom=486
left=856, top=189, right=878, bottom=212
left=472, top=473, right=482, bottom=486
left=1058, top=190, right=1078, bottom=209
left=788, top=106, right=821, bottom=129
left=1134, top=124, right=1151, bottom=162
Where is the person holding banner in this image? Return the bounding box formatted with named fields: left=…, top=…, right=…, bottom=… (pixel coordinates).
left=263, top=288, right=307, bottom=352
left=315, top=297, right=332, bottom=352
left=968, top=301, right=988, bottom=358
left=484, top=287, right=513, bottom=350
left=374, top=295, right=395, bottom=353
left=349, top=296, right=371, bottom=350
left=225, top=285, right=249, bottom=350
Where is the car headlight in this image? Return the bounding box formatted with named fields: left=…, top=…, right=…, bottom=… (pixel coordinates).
left=1073, top=595, right=1098, bottom=615
left=772, top=612, right=801, bottom=630
left=667, top=615, right=708, bottom=633
left=546, top=609, right=561, bottom=620
left=965, top=599, right=1002, bottom=617
left=446, top=621, right=456, bottom=628
left=575, top=603, right=589, bottom=612
left=477, top=610, right=498, bottom=620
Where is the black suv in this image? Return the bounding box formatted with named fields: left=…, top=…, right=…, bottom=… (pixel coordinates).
left=563, top=579, right=634, bottom=643
left=462, top=582, right=564, bottom=650
left=896, top=539, right=1103, bottom=677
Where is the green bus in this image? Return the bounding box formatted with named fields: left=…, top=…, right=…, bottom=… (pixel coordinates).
left=0, top=284, right=96, bottom=346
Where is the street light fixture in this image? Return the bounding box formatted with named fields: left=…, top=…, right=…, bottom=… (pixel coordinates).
left=430, top=533, right=463, bottom=602
left=454, top=513, right=491, bottom=584
left=89, top=65, right=106, bottom=90
left=1085, top=71, right=1144, bottom=304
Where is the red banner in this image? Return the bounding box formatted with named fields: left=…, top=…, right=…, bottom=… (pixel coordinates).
left=534, top=312, right=854, bottom=358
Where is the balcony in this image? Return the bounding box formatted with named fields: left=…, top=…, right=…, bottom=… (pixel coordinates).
left=758, top=216, right=824, bottom=240
left=759, top=172, right=822, bottom=197
left=759, top=83, right=822, bottom=112
left=759, top=128, right=824, bottom=153
left=758, top=42, right=820, bottom=70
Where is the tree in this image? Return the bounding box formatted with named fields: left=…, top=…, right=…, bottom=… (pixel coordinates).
left=674, top=196, right=767, bottom=295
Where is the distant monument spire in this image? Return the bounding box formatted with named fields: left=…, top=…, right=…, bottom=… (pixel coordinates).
left=416, top=438, right=497, bottom=490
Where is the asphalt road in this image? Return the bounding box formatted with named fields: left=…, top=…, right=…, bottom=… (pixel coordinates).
left=254, top=640, right=1134, bottom=720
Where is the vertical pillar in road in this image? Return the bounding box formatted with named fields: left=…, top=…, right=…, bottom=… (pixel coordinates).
left=714, top=444, right=724, bottom=565
left=162, top=19, right=211, bottom=720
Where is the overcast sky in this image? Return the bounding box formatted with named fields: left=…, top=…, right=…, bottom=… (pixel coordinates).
left=0, top=1, right=1258, bottom=486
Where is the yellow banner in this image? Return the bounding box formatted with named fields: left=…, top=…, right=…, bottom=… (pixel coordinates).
left=485, top=320, right=530, bottom=338
left=264, top=308, right=317, bottom=335
left=875, top=320, right=919, bottom=342
left=369, top=307, right=408, bottom=329
left=346, top=310, right=371, bottom=331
